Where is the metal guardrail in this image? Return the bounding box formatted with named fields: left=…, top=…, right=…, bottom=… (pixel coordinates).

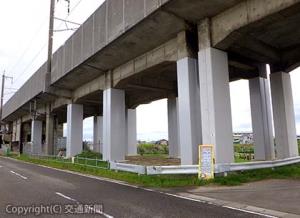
left=215, top=156, right=300, bottom=173
left=146, top=156, right=300, bottom=175
left=20, top=154, right=300, bottom=175
left=147, top=165, right=197, bottom=175
left=110, top=162, right=146, bottom=174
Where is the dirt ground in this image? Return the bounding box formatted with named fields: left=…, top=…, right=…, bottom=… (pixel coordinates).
left=123, top=155, right=180, bottom=166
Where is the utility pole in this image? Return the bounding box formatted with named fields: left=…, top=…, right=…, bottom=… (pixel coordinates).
left=0, top=74, right=5, bottom=122
left=0, top=72, right=13, bottom=125
left=46, top=0, right=71, bottom=90
left=45, top=0, right=55, bottom=89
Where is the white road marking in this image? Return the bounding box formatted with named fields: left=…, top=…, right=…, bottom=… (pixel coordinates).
left=0, top=165, right=3, bottom=168
left=55, top=192, right=114, bottom=218
left=223, top=206, right=278, bottom=218
left=55, top=192, right=77, bottom=202
left=144, top=189, right=277, bottom=217
left=5, top=158, right=281, bottom=218
left=87, top=205, right=114, bottom=218
left=10, top=171, right=27, bottom=180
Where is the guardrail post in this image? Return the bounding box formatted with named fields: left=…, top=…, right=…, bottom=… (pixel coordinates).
left=72, top=157, right=75, bottom=164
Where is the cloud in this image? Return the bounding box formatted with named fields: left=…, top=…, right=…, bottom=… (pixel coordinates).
left=293, top=102, right=300, bottom=135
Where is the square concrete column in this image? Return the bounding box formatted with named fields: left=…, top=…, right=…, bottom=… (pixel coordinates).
left=93, top=116, right=103, bottom=153
left=53, top=121, right=63, bottom=155
left=31, top=120, right=42, bottom=154
left=126, top=109, right=137, bottom=156
left=66, top=104, right=83, bottom=158
left=45, top=113, right=54, bottom=155
left=198, top=47, right=234, bottom=164
left=13, top=118, right=21, bottom=143
left=270, top=72, right=298, bottom=158
left=102, top=88, right=126, bottom=161
left=249, top=77, right=275, bottom=160
left=177, top=57, right=201, bottom=165
left=168, top=97, right=180, bottom=158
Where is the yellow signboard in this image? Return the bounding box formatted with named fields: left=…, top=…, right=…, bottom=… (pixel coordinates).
left=198, top=145, right=215, bottom=179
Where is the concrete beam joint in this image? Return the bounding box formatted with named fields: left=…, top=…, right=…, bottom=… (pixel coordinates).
left=211, top=0, right=300, bottom=47
left=105, top=71, right=113, bottom=89
left=177, top=31, right=194, bottom=60
left=198, top=18, right=211, bottom=50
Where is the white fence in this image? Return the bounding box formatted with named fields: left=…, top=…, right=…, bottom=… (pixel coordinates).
left=27, top=154, right=109, bottom=169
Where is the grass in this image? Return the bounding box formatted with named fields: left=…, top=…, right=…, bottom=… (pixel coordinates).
left=234, top=155, right=249, bottom=163
left=142, top=154, right=169, bottom=158
left=74, top=157, right=108, bottom=168
left=3, top=154, right=300, bottom=188
left=76, top=150, right=102, bottom=159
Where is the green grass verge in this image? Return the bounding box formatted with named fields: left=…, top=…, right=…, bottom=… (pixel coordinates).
left=5, top=154, right=300, bottom=188
left=76, top=150, right=102, bottom=159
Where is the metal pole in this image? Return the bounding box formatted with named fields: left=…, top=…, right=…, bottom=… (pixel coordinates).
left=45, top=0, right=55, bottom=89
left=0, top=73, right=5, bottom=123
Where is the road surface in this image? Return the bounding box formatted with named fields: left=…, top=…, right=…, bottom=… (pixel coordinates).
left=0, top=156, right=263, bottom=218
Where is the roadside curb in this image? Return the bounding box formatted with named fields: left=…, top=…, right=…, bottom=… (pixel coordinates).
left=2, top=156, right=299, bottom=218
left=159, top=191, right=299, bottom=218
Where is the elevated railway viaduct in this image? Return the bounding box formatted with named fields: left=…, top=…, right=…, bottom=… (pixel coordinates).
left=3, top=0, right=300, bottom=164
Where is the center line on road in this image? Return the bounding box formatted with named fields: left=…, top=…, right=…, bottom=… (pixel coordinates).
left=10, top=171, right=27, bottom=180
left=55, top=192, right=114, bottom=218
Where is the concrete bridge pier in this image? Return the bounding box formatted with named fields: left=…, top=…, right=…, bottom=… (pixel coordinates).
left=45, top=106, right=54, bottom=155
left=31, top=119, right=42, bottom=155
left=12, top=118, right=22, bottom=151
left=93, top=116, right=103, bottom=153
left=102, top=88, right=126, bottom=161
left=198, top=47, right=234, bottom=164
left=53, top=120, right=64, bottom=155
left=176, top=30, right=202, bottom=165
left=66, top=104, right=83, bottom=158
left=167, top=97, right=180, bottom=158
left=198, top=20, right=234, bottom=164
left=177, top=56, right=201, bottom=165
left=270, top=71, right=299, bottom=158
left=249, top=66, right=275, bottom=161
left=126, top=109, right=137, bottom=156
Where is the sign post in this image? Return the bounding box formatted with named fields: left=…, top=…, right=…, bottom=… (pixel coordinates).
left=198, top=145, right=215, bottom=179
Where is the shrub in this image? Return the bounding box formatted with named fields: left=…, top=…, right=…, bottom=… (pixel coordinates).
left=234, top=144, right=254, bottom=154
left=137, top=143, right=168, bottom=155
left=76, top=150, right=102, bottom=159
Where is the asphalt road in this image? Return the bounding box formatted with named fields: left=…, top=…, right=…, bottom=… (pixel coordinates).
left=0, top=157, right=263, bottom=218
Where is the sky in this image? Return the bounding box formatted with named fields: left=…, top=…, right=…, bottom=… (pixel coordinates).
left=0, top=0, right=299, bottom=142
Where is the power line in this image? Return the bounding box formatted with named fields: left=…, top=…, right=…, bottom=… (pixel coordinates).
left=8, top=0, right=84, bottom=87
left=12, top=43, right=47, bottom=85
left=7, top=16, right=49, bottom=77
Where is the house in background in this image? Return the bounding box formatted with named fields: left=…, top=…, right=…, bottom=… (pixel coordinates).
left=155, top=139, right=168, bottom=146
left=233, top=133, right=254, bottom=144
